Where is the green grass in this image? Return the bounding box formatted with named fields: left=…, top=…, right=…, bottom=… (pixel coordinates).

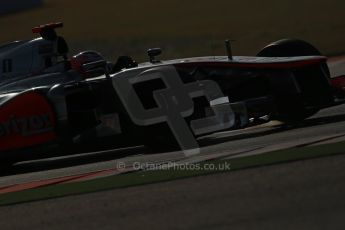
left=0, top=0, right=344, bottom=61
left=1, top=141, right=345, bottom=206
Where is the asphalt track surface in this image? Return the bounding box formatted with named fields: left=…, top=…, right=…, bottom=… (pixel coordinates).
left=1, top=153, right=345, bottom=230
left=0, top=56, right=345, bottom=229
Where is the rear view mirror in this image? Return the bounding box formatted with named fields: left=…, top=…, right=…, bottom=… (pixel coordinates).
left=147, top=48, right=162, bottom=63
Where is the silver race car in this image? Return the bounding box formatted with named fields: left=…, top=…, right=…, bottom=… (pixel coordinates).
left=0, top=22, right=344, bottom=165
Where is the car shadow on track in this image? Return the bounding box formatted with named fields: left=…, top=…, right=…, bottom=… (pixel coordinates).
left=198, top=113, right=345, bottom=147
left=0, top=146, right=148, bottom=177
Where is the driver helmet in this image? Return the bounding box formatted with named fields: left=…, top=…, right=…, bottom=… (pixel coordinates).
left=70, top=51, right=105, bottom=78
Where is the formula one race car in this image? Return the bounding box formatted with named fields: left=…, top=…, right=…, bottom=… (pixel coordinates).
left=1, top=22, right=345, bottom=165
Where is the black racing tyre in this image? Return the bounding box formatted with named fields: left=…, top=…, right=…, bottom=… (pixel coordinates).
left=257, top=39, right=329, bottom=122
left=274, top=107, right=319, bottom=123
left=257, top=39, right=322, bottom=57
left=257, top=38, right=330, bottom=77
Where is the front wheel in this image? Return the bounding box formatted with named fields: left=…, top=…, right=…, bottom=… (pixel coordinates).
left=257, top=39, right=326, bottom=122
left=274, top=108, right=319, bottom=123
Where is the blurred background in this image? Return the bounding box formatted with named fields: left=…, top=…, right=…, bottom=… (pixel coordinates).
left=0, top=0, right=344, bottom=62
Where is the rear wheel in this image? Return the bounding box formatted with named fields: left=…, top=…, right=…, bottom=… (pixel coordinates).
left=257, top=39, right=328, bottom=122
